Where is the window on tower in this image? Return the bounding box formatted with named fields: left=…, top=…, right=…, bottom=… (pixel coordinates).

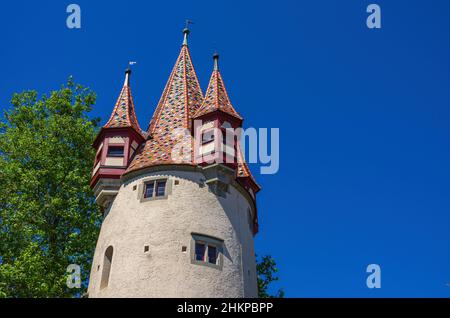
left=191, top=234, right=223, bottom=269
left=195, top=242, right=206, bottom=261
left=141, top=179, right=169, bottom=200
left=100, top=246, right=113, bottom=289
left=156, top=180, right=166, bottom=197
left=208, top=245, right=217, bottom=265
left=144, top=182, right=154, bottom=198
left=107, top=146, right=124, bottom=157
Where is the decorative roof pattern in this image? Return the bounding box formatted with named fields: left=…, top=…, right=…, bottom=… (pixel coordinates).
left=127, top=41, right=204, bottom=173
left=194, top=57, right=242, bottom=120
left=125, top=31, right=259, bottom=198
left=104, top=71, right=143, bottom=134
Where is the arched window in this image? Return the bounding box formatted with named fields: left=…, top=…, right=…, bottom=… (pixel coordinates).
left=100, top=246, right=113, bottom=289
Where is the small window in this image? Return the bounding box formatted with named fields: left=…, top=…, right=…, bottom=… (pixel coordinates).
left=195, top=242, right=206, bottom=261
left=100, top=246, right=113, bottom=289
left=107, top=146, right=124, bottom=157
left=191, top=234, right=223, bottom=269
left=144, top=182, right=155, bottom=198
left=143, top=179, right=167, bottom=199
left=208, top=245, right=217, bottom=265
left=156, top=180, right=166, bottom=197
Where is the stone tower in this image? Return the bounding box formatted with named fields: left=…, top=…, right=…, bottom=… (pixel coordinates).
left=87, top=28, right=260, bottom=298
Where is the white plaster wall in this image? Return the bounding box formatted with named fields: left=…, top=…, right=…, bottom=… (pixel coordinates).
left=87, top=169, right=258, bottom=298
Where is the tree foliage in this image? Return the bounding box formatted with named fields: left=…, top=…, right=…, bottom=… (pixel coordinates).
left=257, top=255, right=284, bottom=298
left=0, top=79, right=101, bottom=297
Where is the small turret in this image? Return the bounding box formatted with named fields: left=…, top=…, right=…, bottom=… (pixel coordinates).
left=192, top=54, right=260, bottom=233
left=193, top=53, right=243, bottom=168
left=91, top=68, right=145, bottom=209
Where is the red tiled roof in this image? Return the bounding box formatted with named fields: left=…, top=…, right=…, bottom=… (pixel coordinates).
left=125, top=34, right=259, bottom=196
left=194, top=68, right=242, bottom=120
left=104, top=72, right=143, bottom=136
left=126, top=43, right=204, bottom=173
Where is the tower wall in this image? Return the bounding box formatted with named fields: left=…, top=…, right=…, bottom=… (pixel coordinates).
left=87, top=167, right=258, bottom=298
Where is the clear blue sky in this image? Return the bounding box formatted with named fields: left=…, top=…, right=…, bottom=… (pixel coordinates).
left=1, top=0, right=449, bottom=297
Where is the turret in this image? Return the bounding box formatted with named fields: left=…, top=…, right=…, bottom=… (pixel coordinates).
left=192, top=53, right=260, bottom=232
left=193, top=53, right=243, bottom=169
left=90, top=69, right=145, bottom=209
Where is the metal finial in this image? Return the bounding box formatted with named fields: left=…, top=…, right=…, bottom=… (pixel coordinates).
left=183, top=20, right=193, bottom=46
left=124, top=61, right=137, bottom=86
left=124, top=68, right=132, bottom=86
left=213, top=52, right=219, bottom=71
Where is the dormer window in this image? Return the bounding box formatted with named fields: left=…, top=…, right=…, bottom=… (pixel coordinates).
left=107, top=146, right=124, bottom=157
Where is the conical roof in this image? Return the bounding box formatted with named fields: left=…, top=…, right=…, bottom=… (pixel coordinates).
left=104, top=69, right=143, bottom=135
left=127, top=29, right=204, bottom=173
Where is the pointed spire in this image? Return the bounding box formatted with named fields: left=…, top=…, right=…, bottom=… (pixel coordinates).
left=194, top=53, right=242, bottom=120
left=127, top=29, right=204, bottom=173
left=146, top=29, right=204, bottom=136
left=104, top=68, right=143, bottom=135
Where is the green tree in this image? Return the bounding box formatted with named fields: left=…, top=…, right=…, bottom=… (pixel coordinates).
left=0, top=79, right=101, bottom=298
left=257, top=255, right=284, bottom=298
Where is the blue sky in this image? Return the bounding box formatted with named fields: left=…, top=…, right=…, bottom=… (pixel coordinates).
left=1, top=0, right=449, bottom=297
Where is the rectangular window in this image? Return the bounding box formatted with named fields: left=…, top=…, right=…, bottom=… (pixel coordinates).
left=144, top=182, right=154, bottom=198
left=191, top=234, right=223, bottom=270
left=142, top=179, right=168, bottom=200
left=195, top=242, right=206, bottom=261
left=107, top=146, right=124, bottom=157
left=156, top=180, right=166, bottom=197
left=208, top=245, right=217, bottom=265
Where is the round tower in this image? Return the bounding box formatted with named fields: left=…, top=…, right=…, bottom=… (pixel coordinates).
left=87, top=29, right=260, bottom=298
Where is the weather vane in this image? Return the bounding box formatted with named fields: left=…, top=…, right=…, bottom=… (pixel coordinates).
left=185, top=19, right=194, bottom=29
